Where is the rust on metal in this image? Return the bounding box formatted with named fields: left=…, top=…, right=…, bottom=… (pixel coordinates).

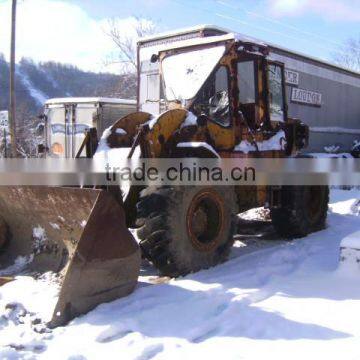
left=186, top=189, right=225, bottom=252
left=107, top=112, right=152, bottom=148
left=0, top=186, right=141, bottom=328
left=0, top=277, right=14, bottom=286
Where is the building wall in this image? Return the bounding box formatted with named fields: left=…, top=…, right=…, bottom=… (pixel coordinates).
left=270, top=49, right=360, bottom=152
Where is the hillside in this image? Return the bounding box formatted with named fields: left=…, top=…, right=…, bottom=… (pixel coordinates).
left=0, top=54, right=136, bottom=155
left=0, top=54, right=136, bottom=116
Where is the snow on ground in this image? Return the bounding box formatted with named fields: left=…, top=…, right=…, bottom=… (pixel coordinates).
left=1, top=189, right=360, bottom=359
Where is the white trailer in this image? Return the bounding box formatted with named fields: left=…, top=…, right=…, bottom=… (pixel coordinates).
left=44, top=97, right=136, bottom=157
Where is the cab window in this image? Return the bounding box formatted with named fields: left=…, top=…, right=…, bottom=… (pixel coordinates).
left=268, top=64, right=285, bottom=122
left=192, top=65, right=230, bottom=127
left=237, top=61, right=256, bottom=124
left=238, top=61, right=256, bottom=104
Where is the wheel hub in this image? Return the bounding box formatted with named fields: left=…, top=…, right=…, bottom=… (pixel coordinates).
left=186, top=191, right=224, bottom=252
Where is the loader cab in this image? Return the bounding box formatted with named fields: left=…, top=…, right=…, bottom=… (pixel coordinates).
left=161, top=41, right=288, bottom=131
left=158, top=38, right=289, bottom=151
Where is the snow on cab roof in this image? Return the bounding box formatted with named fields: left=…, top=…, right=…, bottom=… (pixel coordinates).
left=138, top=24, right=229, bottom=44
left=138, top=24, right=267, bottom=48
left=142, top=33, right=267, bottom=56
left=45, top=97, right=137, bottom=105
left=150, top=33, right=236, bottom=53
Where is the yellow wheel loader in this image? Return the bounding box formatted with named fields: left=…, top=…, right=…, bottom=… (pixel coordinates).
left=0, top=33, right=329, bottom=326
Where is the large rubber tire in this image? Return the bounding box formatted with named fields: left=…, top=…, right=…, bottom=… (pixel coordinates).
left=270, top=186, right=329, bottom=239
left=136, top=186, right=237, bottom=277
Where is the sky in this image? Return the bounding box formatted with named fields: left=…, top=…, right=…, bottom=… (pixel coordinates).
left=0, top=0, right=359, bottom=73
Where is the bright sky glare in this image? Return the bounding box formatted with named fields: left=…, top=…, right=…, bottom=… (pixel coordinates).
left=0, top=0, right=359, bottom=73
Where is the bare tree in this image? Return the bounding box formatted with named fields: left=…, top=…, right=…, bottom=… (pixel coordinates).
left=332, top=35, right=360, bottom=72
left=15, top=102, right=42, bottom=157
left=105, top=17, right=157, bottom=74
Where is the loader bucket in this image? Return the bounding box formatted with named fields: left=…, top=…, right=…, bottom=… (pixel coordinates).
left=0, top=186, right=141, bottom=328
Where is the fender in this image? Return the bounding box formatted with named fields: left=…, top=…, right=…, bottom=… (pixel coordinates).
left=145, top=109, right=189, bottom=156
left=107, top=111, right=152, bottom=148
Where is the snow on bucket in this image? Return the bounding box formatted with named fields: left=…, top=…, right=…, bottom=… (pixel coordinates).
left=0, top=186, right=141, bottom=327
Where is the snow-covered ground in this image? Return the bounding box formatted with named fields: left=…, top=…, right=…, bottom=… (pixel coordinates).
left=1, top=189, right=360, bottom=360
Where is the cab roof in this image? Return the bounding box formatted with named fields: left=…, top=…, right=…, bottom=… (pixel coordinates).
left=138, top=24, right=229, bottom=44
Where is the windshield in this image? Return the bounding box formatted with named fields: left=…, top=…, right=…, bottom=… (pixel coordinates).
left=192, top=65, right=230, bottom=127
left=161, top=45, right=226, bottom=102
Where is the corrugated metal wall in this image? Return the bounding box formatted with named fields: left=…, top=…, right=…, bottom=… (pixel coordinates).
left=270, top=48, right=360, bottom=152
